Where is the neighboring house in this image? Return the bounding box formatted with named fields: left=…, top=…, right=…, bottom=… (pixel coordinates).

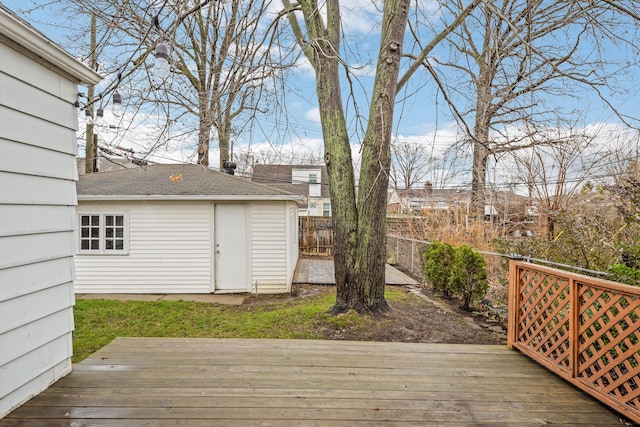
left=388, top=183, right=537, bottom=232
left=75, top=164, right=302, bottom=295
left=252, top=164, right=332, bottom=217
left=388, top=183, right=474, bottom=215
left=0, top=5, right=101, bottom=417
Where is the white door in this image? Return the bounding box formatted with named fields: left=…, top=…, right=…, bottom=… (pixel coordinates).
left=214, top=204, right=248, bottom=292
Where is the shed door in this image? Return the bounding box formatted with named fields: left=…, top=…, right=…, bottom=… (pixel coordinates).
left=214, top=204, right=248, bottom=292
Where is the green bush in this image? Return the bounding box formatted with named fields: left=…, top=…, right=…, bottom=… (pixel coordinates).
left=607, top=243, right=640, bottom=286
left=423, top=241, right=455, bottom=297
left=607, top=264, right=640, bottom=286
left=449, top=245, right=489, bottom=310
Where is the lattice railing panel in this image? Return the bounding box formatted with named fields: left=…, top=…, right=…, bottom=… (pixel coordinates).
left=509, top=261, right=640, bottom=424
left=577, top=285, right=640, bottom=414
left=516, top=269, right=571, bottom=372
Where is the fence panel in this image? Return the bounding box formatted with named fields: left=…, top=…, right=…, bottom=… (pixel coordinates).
left=508, top=260, right=640, bottom=424
left=298, top=216, right=333, bottom=256
left=386, top=234, right=425, bottom=278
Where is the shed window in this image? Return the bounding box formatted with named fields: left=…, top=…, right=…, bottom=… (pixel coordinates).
left=79, top=213, right=128, bottom=254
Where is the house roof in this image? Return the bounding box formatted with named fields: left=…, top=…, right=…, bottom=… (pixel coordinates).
left=252, top=164, right=331, bottom=198
left=392, top=188, right=472, bottom=203
left=0, top=4, right=102, bottom=85
left=77, top=164, right=303, bottom=202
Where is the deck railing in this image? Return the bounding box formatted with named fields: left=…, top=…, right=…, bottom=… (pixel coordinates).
left=508, top=259, right=640, bottom=424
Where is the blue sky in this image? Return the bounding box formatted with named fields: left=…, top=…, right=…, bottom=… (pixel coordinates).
left=3, top=0, right=638, bottom=190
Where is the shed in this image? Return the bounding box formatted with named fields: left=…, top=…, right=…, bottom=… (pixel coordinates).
left=75, top=164, right=301, bottom=295
left=0, top=5, right=102, bottom=417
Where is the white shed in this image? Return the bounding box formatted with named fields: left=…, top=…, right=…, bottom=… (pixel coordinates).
left=75, top=164, right=301, bottom=295
left=0, top=5, right=101, bottom=417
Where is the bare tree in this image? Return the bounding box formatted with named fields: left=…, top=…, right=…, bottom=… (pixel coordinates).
left=283, top=0, right=483, bottom=314
left=420, top=0, right=640, bottom=220
left=509, top=124, right=613, bottom=239
left=48, top=0, right=295, bottom=169
left=390, top=140, right=437, bottom=190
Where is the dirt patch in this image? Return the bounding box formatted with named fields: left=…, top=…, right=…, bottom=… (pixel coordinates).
left=245, top=284, right=507, bottom=345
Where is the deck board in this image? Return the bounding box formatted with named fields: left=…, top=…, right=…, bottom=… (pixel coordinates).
left=1, top=338, right=626, bottom=426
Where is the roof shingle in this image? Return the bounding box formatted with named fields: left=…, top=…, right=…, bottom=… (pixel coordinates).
left=77, top=164, right=300, bottom=200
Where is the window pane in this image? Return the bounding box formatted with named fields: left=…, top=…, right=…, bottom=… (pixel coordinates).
left=116, top=216, right=124, bottom=226
left=115, top=240, right=124, bottom=250
left=106, top=240, right=113, bottom=250
left=106, top=228, right=113, bottom=238
left=91, top=240, right=99, bottom=250
left=81, top=216, right=89, bottom=226
left=91, top=216, right=99, bottom=226
left=116, top=228, right=123, bottom=238
left=106, top=216, right=114, bottom=226
left=91, top=228, right=99, bottom=238
left=81, top=240, right=89, bottom=250
left=81, top=228, right=89, bottom=238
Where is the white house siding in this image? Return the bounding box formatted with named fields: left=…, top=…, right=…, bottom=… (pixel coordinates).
left=75, top=201, right=211, bottom=293
left=0, top=39, right=82, bottom=416
left=250, top=202, right=295, bottom=294
left=287, top=202, right=299, bottom=284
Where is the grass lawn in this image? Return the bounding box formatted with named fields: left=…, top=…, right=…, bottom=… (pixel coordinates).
left=72, top=288, right=414, bottom=363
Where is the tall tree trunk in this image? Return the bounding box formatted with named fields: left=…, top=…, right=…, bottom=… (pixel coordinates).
left=285, top=0, right=478, bottom=314
left=218, top=112, right=232, bottom=169
left=300, top=0, right=359, bottom=312
left=471, top=128, right=489, bottom=221
left=470, top=49, right=493, bottom=221
left=353, top=0, right=410, bottom=313
left=289, top=0, right=409, bottom=314
left=197, top=118, right=210, bottom=166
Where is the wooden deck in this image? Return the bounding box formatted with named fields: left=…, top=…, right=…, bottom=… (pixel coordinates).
left=1, top=338, right=626, bottom=426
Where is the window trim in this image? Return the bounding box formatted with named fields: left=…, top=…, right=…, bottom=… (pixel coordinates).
left=322, top=202, right=331, bottom=217
left=78, top=212, right=129, bottom=255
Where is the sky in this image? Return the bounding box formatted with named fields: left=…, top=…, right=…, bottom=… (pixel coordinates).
left=3, top=0, right=638, bottom=192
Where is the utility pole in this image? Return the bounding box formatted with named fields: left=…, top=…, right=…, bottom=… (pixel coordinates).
left=85, top=13, right=97, bottom=174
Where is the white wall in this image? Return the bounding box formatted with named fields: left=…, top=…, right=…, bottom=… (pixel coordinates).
left=287, top=202, right=299, bottom=287
left=76, top=200, right=299, bottom=295
left=250, top=201, right=297, bottom=294
left=0, top=42, right=79, bottom=417
left=75, top=201, right=212, bottom=293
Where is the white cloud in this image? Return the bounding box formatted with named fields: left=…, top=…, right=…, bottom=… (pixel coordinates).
left=305, top=108, right=321, bottom=123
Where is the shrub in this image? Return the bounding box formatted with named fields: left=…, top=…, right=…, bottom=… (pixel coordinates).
left=607, top=243, right=640, bottom=286
left=423, top=241, right=455, bottom=297
left=449, top=245, right=489, bottom=310
left=607, top=264, right=640, bottom=286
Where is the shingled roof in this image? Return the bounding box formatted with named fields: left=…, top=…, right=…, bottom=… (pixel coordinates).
left=77, top=164, right=302, bottom=201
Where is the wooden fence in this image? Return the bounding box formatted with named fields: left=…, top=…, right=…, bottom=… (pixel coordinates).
left=298, top=216, right=333, bottom=256
left=508, top=259, right=640, bottom=424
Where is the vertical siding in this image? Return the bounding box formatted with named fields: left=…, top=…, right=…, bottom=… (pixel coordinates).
left=250, top=202, right=290, bottom=294
left=287, top=202, right=299, bottom=286
left=0, top=41, right=79, bottom=416
left=75, top=201, right=211, bottom=293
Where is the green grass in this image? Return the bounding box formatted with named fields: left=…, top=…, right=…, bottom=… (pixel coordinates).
left=72, top=288, right=415, bottom=363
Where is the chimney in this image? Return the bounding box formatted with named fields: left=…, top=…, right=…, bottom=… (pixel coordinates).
left=424, top=181, right=433, bottom=195
left=223, top=160, right=237, bottom=175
